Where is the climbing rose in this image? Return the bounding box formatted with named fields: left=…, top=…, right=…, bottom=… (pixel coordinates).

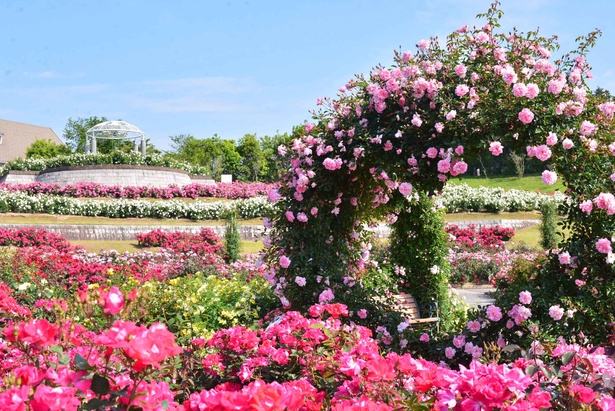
left=542, top=170, right=557, bottom=185
left=489, top=141, right=503, bottom=156
left=535, top=145, right=552, bottom=162
left=549, top=305, right=565, bottom=321
left=518, top=108, right=535, bottom=124
left=295, top=276, right=306, bottom=286
left=546, top=132, right=558, bottom=146
left=280, top=256, right=291, bottom=268
left=596, top=238, right=612, bottom=254
left=562, top=138, right=574, bottom=149
left=319, top=289, right=335, bottom=303
left=398, top=182, right=413, bottom=196
left=486, top=305, right=503, bottom=322
left=519, top=291, right=532, bottom=305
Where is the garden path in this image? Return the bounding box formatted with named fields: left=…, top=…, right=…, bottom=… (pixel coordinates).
left=451, top=286, right=496, bottom=307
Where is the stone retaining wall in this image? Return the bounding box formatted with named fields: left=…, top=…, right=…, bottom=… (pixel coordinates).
left=0, top=170, right=39, bottom=184
left=36, top=165, right=193, bottom=188
left=0, top=219, right=540, bottom=242
left=0, top=166, right=216, bottom=187
left=0, top=224, right=266, bottom=241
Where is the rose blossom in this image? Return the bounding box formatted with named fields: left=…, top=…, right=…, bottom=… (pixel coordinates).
left=596, top=238, right=612, bottom=254
left=519, top=290, right=532, bottom=305
left=542, top=170, right=557, bottom=185
left=549, top=305, right=565, bottom=321
left=546, top=132, right=558, bottom=146
left=445, top=347, right=456, bottom=359
left=486, top=305, right=503, bottom=322
left=489, top=141, right=503, bottom=156
left=279, top=255, right=291, bottom=268
left=558, top=251, right=571, bottom=265
left=518, top=108, right=535, bottom=124
left=295, top=276, right=306, bottom=286
left=467, top=320, right=481, bottom=333
left=535, top=145, right=552, bottom=162
left=445, top=110, right=457, bottom=120
left=562, top=138, right=574, bottom=150
left=398, top=182, right=413, bottom=196
left=419, top=333, right=430, bottom=342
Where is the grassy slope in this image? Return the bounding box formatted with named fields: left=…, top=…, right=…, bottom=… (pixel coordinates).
left=447, top=175, right=565, bottom=193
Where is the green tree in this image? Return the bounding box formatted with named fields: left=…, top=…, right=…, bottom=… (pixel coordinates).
left=237, top=134, right=265, bottom=182
left=62, top=116, right=108, bottom=153
left=259, top=131, right=293, bottom=182
left=25, top=138, right=71, bottom=158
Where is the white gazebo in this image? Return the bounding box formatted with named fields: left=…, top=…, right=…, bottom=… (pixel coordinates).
left=85, top=120, right=146, bottom=155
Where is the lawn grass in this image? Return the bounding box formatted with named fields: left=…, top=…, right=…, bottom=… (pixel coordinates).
left=447, top=175, right=565, bottom=193
left=72, top=239, right=265, bottom=254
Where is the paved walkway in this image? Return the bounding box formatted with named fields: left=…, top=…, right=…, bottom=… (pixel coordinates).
left=451, top=286, right=496, bottom=307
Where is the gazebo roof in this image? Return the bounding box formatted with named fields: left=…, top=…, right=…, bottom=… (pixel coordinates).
left=86, top=120, right=145, bottom=140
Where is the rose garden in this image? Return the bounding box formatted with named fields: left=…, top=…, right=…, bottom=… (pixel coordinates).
left=3, top=3, right=615, bottom=410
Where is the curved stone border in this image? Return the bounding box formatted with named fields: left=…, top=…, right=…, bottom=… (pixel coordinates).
left=37, top=164, right=190, bottom=175
left=0, top=219, right=539, bottom=243
left=35, top=165, right=193, bottom=188
left=0, top=224, right=266, bottom=242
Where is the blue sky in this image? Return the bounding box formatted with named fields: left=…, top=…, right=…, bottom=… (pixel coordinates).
left=1, top=0, right=614, bottom=152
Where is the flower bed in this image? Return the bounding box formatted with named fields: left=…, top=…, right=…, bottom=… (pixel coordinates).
left=0, top=191, right=273, bottom=220
left=0, top=151, right=210, bottom=175
left=1, top=228, right=615, bottom=409
left=0, top=181, right=277, bottom=200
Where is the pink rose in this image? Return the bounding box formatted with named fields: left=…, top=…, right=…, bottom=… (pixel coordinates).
left=454, top=64, right=467, bottom=78
left=596, top=238, right=612, bottom=254
left=546, top=132, right=558, bottom=146
left=489, top=141, right=504, bottom=156
left=535, top=145, right=552, bottom=162
left=103, top=286, right=124, bottom=315
left=525, top=83, right=540, bottom=99
left=518, top=108, right=535, bottom=124
left=437, top=159, right=451, bottom=174
left=558, top=251, right=571, bottom=265
left=467, top=320, right=481, bottom=333
left=549, top=305, right=564, bottom=321
left=398, top=182, right=413, bottom=196
left=450, top=161, right=468, bottom=176
left=486, top=305, right=503, bottom=322
left=542, top=170, right=557, bottom=185
left=519, top=291, right=532, bottom=305
left=455, top=84, right=469, bottom=97
left=279, top=255, right=291, bottom=268
left=419, top=333, right=430, bottom=342
left=512, top=83, right=527, bottom=97
left=426, top=147, right=438, bottom=158
left=445, top=110, right=457, bottom=120
left=579, top=200, right=593, bottom=214
left=561, top=138, right=574, bottom=149
left=357, top=309, right=367, bottom=319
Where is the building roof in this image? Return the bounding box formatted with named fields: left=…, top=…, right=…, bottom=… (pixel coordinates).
left=0, top=119, right=63, bottom=163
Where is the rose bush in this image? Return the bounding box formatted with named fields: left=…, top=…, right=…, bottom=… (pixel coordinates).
left=263, top=1, right=615, bottom=344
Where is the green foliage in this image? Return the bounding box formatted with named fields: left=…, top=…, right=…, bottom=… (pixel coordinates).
left=25, top=138, right=71, bottom=158
left=389, top=193, right=452, bottom=326
left=165, top=134, right=242, bottom=179
left=259, top=132, right=293, bottom=182
left=224, top=210, right=241, bottom=263
left=539, top=200, right=559, bottom=250
left=0, top=150, right=209, bottom=175
left=63, top=116, right=109, bottom=153
left=140, top=273, right=277, bottom=346
left=237, top=133, right=266, bottom=182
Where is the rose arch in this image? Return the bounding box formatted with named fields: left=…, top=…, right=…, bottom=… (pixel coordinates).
left=265, top=3, right=615, bottom=340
